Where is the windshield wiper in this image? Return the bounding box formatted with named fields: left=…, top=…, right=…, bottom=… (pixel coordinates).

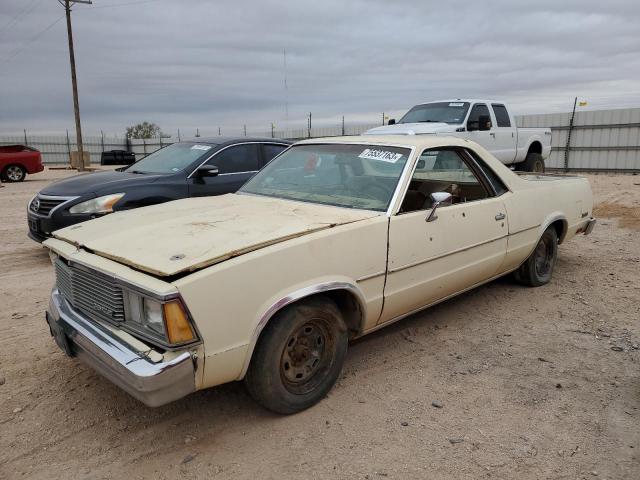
left=128, top=170, right=146, bottom=174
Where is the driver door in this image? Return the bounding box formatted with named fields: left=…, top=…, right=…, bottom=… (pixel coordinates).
left=379, top=148, right=508, bottom=324
left=189, top=143, right=260, bottom=197
left=462, top=103, right=495, bottom=154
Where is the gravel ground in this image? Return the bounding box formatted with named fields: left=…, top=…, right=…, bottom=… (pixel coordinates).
left=0, top=168, right=638, bottom=480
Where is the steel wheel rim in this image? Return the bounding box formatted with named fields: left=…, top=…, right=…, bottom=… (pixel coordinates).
left=280, top=319, right=332, bottom=394
left=534, top=235, right=553, bottom=277
left=7, top=166, right=23, bottom=181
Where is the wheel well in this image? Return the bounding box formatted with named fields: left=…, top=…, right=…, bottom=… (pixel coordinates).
left=2, top=163, right=25, bottom=171
left=527, top=141, right=542, bottom=155
left=241, top=288, right=365, bottom=379
left=262, top=289, right=364, bottom=340
left=549, top=219, right=567, bottom=244
left=319, top=289, right=363, bottom=337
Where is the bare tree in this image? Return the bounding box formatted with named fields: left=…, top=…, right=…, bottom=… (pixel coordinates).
left=126, top=122, right=162, bottom=139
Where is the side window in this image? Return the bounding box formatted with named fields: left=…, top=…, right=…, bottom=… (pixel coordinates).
left=465, top=148, right=508, bottom=196
left=491, top=104, right=511, bottom=127
left=208, top=144, right=259, bottom=174
left=467, top=103, right=491, bottom=130
left=399, top=149, right=489, bottom=214
left=262, top=144, right=288, bottom=163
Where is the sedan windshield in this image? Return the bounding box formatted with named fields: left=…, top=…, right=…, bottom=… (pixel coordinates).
left=126, top=142, right=216, bottom=174
left=399, top=102, right=470, bottom=125
left=239, top=144, right=410, bottom=211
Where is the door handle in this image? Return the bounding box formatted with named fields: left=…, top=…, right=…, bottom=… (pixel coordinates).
left=489, top=132, right=496, bottom=138
left=495, top=213, right=506, bottom=221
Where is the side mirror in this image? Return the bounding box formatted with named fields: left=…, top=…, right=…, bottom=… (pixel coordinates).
left=388, top=118, right=396, bottom=125
left=426, top=192, right=452, bottom=222
left=478, top=115, right=492, bottom=131
left=196, top=164, right=219, bottom=177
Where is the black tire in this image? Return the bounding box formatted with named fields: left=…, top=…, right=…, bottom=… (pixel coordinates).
left=2, top=164, right=27, bottom=182
left=244, top=297, right=348, bottom=414
left=515, top=227, right=558, bottom=287
left=518, top=152, right=545, bottom=173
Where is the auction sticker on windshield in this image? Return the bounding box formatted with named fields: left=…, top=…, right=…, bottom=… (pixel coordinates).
left=449, top=102, right=465, bottom=107
left=358, top=148, right=404, bottom=163
left=191, top=145, right=212, bottom=151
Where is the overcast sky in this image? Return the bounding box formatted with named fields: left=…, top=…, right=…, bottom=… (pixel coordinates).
left=1, top=0, right=639, bottom=136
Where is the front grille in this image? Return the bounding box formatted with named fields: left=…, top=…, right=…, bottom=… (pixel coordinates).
left=55, top=258, right=125, bottom=324
left=30, top=196, right=68, bottom=216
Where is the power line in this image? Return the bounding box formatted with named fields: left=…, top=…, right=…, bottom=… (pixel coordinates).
left=0, top=14, right=65, bottom=66
left=0, top=0, right=161, bottom=67
left=80, top=0, right=160, bottom=10
left=0, top=0, right=44, bottom=38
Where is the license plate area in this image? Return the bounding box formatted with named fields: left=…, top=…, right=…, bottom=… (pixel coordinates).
left=28, top=217, right=40, bottom=233
left=46, top=313, right=74, bottom=357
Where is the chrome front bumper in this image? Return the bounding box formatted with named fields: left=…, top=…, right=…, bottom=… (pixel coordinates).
left=47, top=289, right=195, bottom=407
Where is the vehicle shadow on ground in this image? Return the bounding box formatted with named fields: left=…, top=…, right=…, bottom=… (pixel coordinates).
left=61, top=274, right=531, bottom=432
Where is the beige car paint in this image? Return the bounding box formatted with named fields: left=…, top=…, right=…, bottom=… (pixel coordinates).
left=381, top=196, right=508, bottom=323
left=50, top=193, right=379, bottom=277
left=43, top=135, right=594, bottom=394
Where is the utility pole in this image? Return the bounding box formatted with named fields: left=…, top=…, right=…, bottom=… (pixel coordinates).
left=60, top=0, right=92, bottom=171
left=564, top=97, right=578, bottom=172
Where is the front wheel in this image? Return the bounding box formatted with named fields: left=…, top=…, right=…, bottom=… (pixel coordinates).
left=515, top=227, right=558, bottom=287
left=244, top=297, right=348, bottom=414
left=2, top=164, right=27, bottom=182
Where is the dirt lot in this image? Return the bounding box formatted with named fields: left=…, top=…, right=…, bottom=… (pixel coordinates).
left=0, top=169, right=638, bottom=480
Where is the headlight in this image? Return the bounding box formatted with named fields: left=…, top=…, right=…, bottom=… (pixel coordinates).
left=123, top=291, right=197, bottom=347
left=69, top=193, right=125, bottom=214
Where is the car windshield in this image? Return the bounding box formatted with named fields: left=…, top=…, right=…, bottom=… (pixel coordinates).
left=399, top=102, right=470, bottom=125
left=126, top=142, right=216, bottom=174
left=239, top=143, right=411, bottom=212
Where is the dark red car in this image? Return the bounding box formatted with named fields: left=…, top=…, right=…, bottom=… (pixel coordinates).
left=0, top=145, right=44, bottom=182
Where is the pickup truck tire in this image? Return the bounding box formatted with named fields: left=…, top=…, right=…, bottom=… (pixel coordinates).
left=1, top=164, right=27, bottom=182
left=515, top=227, right=558, bottom=287
left=519, top=152, right=545, bottom=173
left=244, top=297, right=348, bottom=414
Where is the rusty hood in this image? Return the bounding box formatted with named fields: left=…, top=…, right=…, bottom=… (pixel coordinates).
left=48, top=194, right=380, bottom=277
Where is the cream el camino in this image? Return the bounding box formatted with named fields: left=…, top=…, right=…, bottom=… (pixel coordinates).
left=43, top=135, right=596, bottom=413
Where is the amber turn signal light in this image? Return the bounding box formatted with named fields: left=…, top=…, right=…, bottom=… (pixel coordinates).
left=163, top=300, right=195, bottom=344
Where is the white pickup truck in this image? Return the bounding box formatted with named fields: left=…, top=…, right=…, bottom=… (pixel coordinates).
left=366, top=99, right=552, bottom=172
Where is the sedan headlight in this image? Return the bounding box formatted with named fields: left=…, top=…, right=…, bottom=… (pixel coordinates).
left=69, top=193, right=125, bottom=214
left=123, top=291, right=197, bottom=347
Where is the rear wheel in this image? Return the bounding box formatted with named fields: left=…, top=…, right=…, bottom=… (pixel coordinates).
left=244, top=297, right=348, bottom=414
left=518, top=152, right=545, bottom=173
left=515, top=227, right=558, bottom=287
left=2, top=164, right=27, bottom=182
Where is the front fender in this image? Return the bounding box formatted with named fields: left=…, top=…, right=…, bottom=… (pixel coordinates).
left=237, top=277, right=367, bottom=379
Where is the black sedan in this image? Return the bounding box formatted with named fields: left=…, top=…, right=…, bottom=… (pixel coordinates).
left=27, top=137, right=291, bottom=242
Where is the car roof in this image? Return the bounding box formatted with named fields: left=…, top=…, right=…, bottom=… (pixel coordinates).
left=181, top=136, right=292, bottom=146
left=413, top=99, right=503, bottom=106
left=295, top=134, right=477, bottom=150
